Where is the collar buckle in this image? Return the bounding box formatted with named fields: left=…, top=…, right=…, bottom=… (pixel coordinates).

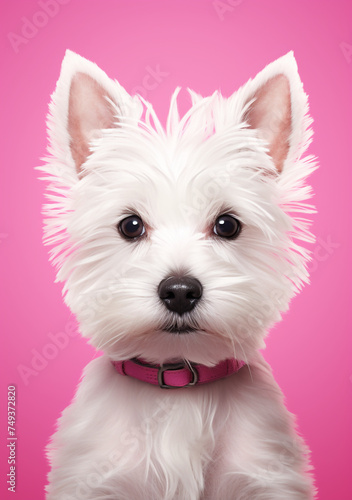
left=158, top=359, right=199, bottom=389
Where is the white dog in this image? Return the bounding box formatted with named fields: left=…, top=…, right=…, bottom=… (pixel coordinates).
left=41, top=50, right=317, bottom=499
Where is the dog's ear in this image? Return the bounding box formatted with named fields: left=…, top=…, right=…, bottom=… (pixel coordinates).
left=68, top=71, right=117, bottom=172
left=47, top=50, right=134, bottom=176
left=241, top=52, right=309, bottom=173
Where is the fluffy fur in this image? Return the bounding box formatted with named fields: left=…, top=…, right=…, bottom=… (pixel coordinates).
left=40, top=50, right=317, bottom=499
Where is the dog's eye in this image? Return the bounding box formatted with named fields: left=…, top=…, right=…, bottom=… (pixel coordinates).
left=119, top=215, right=145, bottom=239
left=213, top=214, right=241, bottom=239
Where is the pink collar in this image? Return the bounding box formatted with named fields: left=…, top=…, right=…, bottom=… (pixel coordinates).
left=112, top=358, right=245, bottom=389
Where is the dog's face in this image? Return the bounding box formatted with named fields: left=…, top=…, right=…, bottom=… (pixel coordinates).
left=41, top=51, right=315, bottom=365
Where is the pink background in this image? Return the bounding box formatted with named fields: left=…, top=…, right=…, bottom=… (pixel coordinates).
left=1, top=0, right=351, bottom=498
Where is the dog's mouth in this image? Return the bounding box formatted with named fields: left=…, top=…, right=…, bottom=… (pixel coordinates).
left=164, top=324, right=198, bottom=335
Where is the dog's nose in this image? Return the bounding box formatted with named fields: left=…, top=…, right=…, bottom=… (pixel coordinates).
left=158, top=276, right=203, bottom=316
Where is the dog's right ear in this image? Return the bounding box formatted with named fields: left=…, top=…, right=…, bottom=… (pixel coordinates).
left=68, top=71, right=117, bottom=172
left=47, top=50, right=134, bottom=177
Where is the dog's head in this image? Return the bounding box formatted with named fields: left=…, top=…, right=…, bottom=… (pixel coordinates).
left=40, top=50, right=316, bottom=365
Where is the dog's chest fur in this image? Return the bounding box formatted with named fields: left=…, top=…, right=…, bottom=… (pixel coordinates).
left=46, top=355, right=310, bottom=500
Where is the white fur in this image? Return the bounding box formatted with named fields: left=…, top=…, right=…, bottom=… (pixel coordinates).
left=40, top=50, right=317, bottom=499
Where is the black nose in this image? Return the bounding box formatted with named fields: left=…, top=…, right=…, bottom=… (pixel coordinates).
left=158, top=276, right=203, bottom=316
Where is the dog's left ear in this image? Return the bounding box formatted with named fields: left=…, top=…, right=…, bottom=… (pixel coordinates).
left=241, top=52, right=309, bottom=173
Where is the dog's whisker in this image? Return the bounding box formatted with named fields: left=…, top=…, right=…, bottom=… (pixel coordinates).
left=235, top=338, right=253, bottom=382
left=95, top=331, right=126, bottom=351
